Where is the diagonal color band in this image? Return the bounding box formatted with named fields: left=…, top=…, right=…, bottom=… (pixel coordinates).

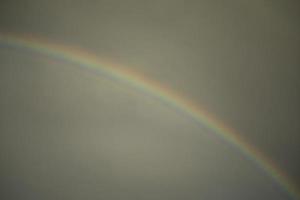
left=0, top=33, right=298, bottom=200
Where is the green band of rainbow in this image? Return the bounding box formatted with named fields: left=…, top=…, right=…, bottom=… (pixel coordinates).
left=0, top=33, right=298, bottom=199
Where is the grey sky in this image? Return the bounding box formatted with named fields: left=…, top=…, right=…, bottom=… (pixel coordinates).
left=0, top=0, right=299, bottom=199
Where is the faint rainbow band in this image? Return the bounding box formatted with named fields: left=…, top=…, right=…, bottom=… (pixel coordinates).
left=0, top=33, right=298, bottom=200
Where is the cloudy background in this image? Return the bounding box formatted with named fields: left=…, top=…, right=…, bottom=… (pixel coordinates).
left=0, top=0, right=299, bottom=199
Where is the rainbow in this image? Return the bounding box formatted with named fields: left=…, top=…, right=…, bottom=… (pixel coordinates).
left=0, top=33, right=299, bottom=199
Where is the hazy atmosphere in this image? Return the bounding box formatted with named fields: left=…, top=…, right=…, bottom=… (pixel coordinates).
left=0, top=1, right=299, bottom=199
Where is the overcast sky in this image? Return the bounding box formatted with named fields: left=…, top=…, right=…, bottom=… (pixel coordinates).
left=0, top=1, right=299, bottom=199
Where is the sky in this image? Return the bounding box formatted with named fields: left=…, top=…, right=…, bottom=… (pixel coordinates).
left=0, top=0, right=299, bottom=199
